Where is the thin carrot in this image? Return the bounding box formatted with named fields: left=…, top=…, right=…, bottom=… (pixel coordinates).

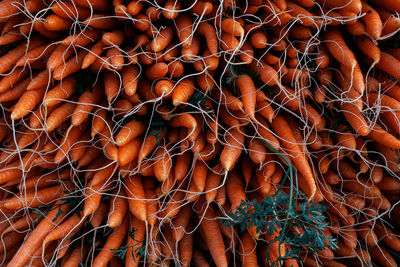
left=53, top=50, right=86, bottom=80
left=82, top=14, right=118, bottom=29
left=7, top=200, right=69, bottom=267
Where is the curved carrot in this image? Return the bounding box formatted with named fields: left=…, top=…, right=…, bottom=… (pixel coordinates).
left=124, top=175, right=146, bottom=221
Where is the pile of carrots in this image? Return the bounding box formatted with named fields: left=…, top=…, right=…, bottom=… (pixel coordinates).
left=0, top=0, right=400, bottom=266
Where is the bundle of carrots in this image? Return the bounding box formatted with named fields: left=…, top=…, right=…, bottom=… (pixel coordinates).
left=0, top=0, right=400, bottom=266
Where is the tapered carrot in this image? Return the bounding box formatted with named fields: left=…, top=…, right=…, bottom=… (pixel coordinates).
left=0, top=38, right=44, bottom=75
left=324, top=29, right=357, bottom=69
left=340, top=102, right=370, bottom=136
left=93, top=215, right=129, bottom=267
left=175, top=14, right=193, bottom=48
left=71, top=84, right=103, bottom=126
left=45, top=101, right=76, bottom=132
left=125, top=215, right=145, bottom=267
left=153, top=145, right=172, bottom=182
left=0, top=78, right=29, bottom=102
left=170, top=113, right=199, bottom=141
left=11, top=87, right=46, bottom=120
left=373, top=52, right=400, bottom=79
left=271, top=115, right=316, bottom=198
left=124, top=175, right=146, bottom=221
left=369, top=246, right=397, bottom=267
left=118, top=138, right=142, bottom=166
left=43, top=210, right=85, bottom=247
left=220, top=128, right=245, bottom=171
left=199, top=207, right=228, bottom=267
left=99, top=120, right=119, bottom=162
left=53, top=50, right=86, bottom=80
left=90, top=107, right=106, bottom=137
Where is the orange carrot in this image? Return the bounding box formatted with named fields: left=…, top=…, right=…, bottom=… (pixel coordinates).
left=125, top=215, right=145, bottom=267
left=220, top=128, right=245, bottom=171
left=45, top=101, right=76, bottom=132
left=7, top=200, right=69, bottom=267
left=197, top=22, right=218, bottom=54
left=150, top=26, right=174, bottom=52
left=11, top=87, right=46, bottom=120
left=82, top=14, right=118, bottom=29
left=93, top=216, right=129, bottom=267
left=124, top=175, right=146, bottom=221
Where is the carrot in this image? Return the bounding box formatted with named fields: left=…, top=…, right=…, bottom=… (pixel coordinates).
left=154, top=79, right=174, bottom=98
left=127, top=0, right=143, bottom=15
left=0, top=77, right=30, bottom=102
left=249, top=61, right=279, bottom=86
left=378, top=176, right=400, bottom=191
left=369, top=246, right=397, bottom=267
left=163, top=0, right=182, bottom=19
left=340, top=102, right=370, bottom=136
left=360, top=1, right=382, bottom=39
left=45, top=101, right=75, bottom=132
left=238, top=232, right=258, bottom=267
left=316, top=0, right=361, bottom=13
left=375, top=223, right=400, bottom=251
left=286, top=1, right=315, bottom=27
left=7, top=200, right=69, bottom=267
left=199, top=207, right=228, bottom=267
left=11, top=87, right=46, bottom=120
left=53, top=49, right=86, bottom=80
left=43, top=211, right=85, bottom=247
left=345, top=20, right=366, bottom=36
left=0, top=38, right=43, bottom=75
left=272, top=115, right=316, bottom=198
left=62, top=245, right=88, bottom=267
left=91, top=108, right=107, bottom=137
left=175, top=14, right=193, bottom=48
left=150, top=25, right=174, bottom=52
left=82, top=41, right=106, bottom=69
left=16, top=44, right=56, bottom=67
left=72, top=84, right=102, bottom=126
left=197, top=22, right=218, bottom=54
left=171, top=204, right=192, bottom=242
left=43, top=77, right=75, bottom=107
left=234, top=74, right=257, bottom=120
left=324, top=29, right=357, bottom=68
left=125, top=215, right=145, bottom=267
left=93, top=215, right=129, bottom=267
left=192, top=248, right=210, bottom=267
left=82, top=14, right=118, bottom=29
left=99, top=119, right=119, bottom=162
left=153, top=145, right=172, bottom=181
left=121, top=65, right=140, bottom=96
left=374, top=52, right=400, bottom=79
left=354, top=37, right=381, bottom=65
left=367, top=124, right=400, bottom=149
left=124, top=175, right=146, bottom=221
left=44, top=14, right=72, bottom=31
left=170, top=113, right=199, bottom=141
left=179, top=231, right=193, bottom=267
left=118, top=138, right=142, bottom=166
left=220, top=128, right=245, bottom=171
left=51, top=1, right=90, bottom=20
left=137, top=134, right=158, bottom=165
left=191, top=0, right=213, bottom=15
left=0, top=0, right=24, bottom=22
left=181, top=35, right=200, bottom=61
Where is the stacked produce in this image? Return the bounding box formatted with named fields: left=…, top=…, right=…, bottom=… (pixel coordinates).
left=0, top=0, right=399, bottom=266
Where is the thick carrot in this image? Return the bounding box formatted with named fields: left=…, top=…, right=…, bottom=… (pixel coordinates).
left=45, top=101, right=75, bottom=132
left=99, top=119, right=119, bottom=161
left=354, top=36, right=381, bottom=64
left=11, top=87, right=46, bottom=120
left=374, top=52, right=400, bottom=79
left=199, top=207, right=228, bottom=267
left=197, top=22, right=218, bottom=54
left=153, top=145, right=172, bottom=181
left=150, top=26, right=174, bottom=52
left=220, top=128, right=245, bottom=171
left=369, top=246, right=397, bottom=267
left=272, top=115, right=316, bottom=199
left=163, top=0, right=182, bottom=19
left=124, top=175, right=146, bottom=221
left=324, top=29, right=357, bottom=68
